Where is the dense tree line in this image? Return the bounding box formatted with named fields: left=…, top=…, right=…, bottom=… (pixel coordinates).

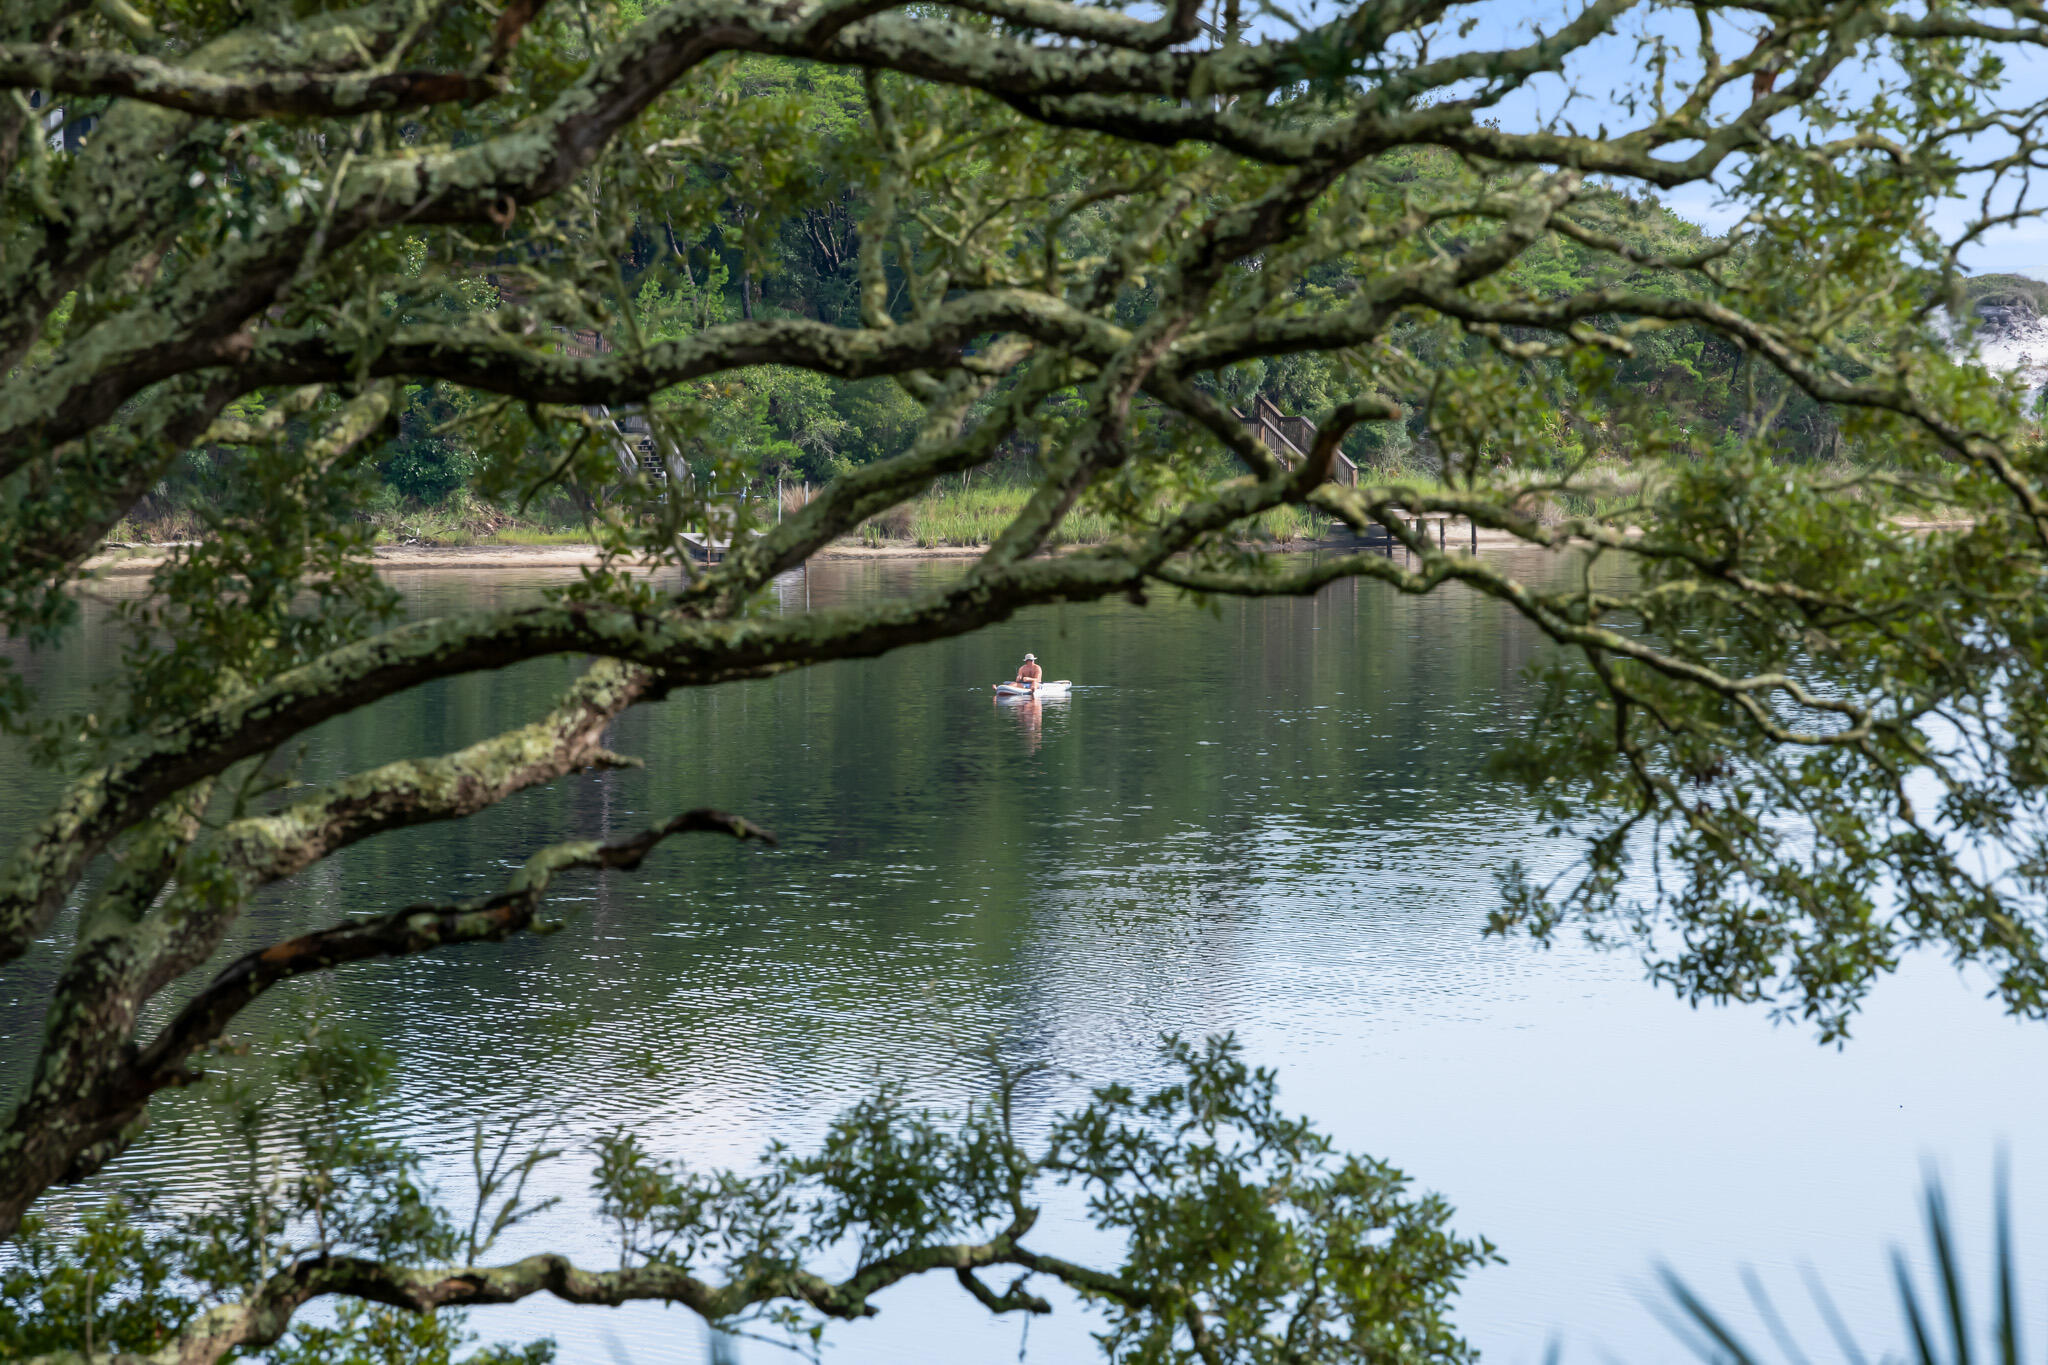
left=121, top=56, right=1969, bottom=523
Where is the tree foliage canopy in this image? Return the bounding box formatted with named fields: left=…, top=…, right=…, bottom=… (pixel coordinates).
left=6, top=0, right=2048, bottom=1356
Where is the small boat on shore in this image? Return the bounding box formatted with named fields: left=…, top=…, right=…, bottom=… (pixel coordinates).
left=994, top=680, right=1072, bottom=698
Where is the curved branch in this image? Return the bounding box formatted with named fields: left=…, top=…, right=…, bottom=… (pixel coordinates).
left=30, top=1218, right=1104, bottom=1365
left=137, top=658, right=654, bottom=1001
left=0, top=0, right=443, bottom=376
left=1304, top=484, right=1887, bottom=742
left=695, top=341, right=1070, bottom=605
left=237, top=291, right=1124, bottom=404
left=802, top=0, right=1203, bottom=54
left=0, top=808, right=773, bottom=1240
left=0, top=659, right=695, bottom=1239
left=0, top=44, right=499, bottom=118
left=135, top=807, right=774, bottom=1085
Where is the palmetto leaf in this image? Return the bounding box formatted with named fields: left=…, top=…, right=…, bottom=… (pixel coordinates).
left=1665, top=1165, right=2030, bottom=1365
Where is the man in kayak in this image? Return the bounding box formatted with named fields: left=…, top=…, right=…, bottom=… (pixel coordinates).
left=1013, top=653, right=1043, bottom=693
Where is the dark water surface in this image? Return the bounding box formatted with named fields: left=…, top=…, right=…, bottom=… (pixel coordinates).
left=6, top=556, right=2048, bottom=1364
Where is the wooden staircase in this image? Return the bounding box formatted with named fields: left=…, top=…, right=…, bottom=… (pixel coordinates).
left=1231, top=394, right=1361, bottom=485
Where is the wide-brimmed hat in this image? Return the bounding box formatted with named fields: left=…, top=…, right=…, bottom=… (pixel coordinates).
left=1024, top=653, right=1036, bottom=660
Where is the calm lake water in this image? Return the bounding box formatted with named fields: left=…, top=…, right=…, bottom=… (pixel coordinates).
left=7, top=554, right=2048, bottom=1364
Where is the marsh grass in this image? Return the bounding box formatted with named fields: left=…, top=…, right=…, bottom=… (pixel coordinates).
left=781, top=483, right=819, bottom=517
left=368, top=492, right=588, bottom=547
left=875, top=483, right=1334, bottom=549
left=488, top=526, right=595, bottom=545
left=1251, top=504, right=1324, bottom=544
left=106, top=506, right=206, bottom=544
left=898, top=486, right=1114, bottom=547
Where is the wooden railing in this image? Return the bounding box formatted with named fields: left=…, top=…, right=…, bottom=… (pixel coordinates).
left=1231, top=394, right=1360, bottom=485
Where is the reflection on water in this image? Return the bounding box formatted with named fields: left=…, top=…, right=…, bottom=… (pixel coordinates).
left=5, top=555, right=2048, bottom=1365
left=996, top=693, right=1063, bottom=754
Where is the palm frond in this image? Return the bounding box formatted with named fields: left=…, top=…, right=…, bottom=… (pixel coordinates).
left=1660, top=1167, right=2029, bottom=1365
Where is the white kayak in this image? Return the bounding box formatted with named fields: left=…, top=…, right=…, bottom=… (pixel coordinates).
left=994, top=680, right=1072, bottom=698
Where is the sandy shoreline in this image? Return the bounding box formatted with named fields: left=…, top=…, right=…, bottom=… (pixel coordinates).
left=89, top=513, right=1974, bottom=576
left=80, top=526, right=1557, bottom=576
left=80, top=541, right=1008, bottom=575
left=81, top=517, right=1970, bottom=576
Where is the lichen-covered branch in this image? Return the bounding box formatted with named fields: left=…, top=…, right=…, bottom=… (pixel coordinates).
left=13, top=1034, right=1472, bottom=1365
left=0, top=805, right=773, bottom=1240
left=237, top=293, right=1123, bottom=405
left=134, top=806, right=775, bottom=1086
left=0, top=45, right=499, bottom=118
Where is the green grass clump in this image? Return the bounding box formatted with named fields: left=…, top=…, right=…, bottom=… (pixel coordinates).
left=892, top=483, right=1330, bottom=548
left=903, top=486, right=1115, bottom=547
left=367, top=490, right=592, bottom=546
left=488, top=526, right=593, bottom=545
left=1252, top=504, right=1325, bottom=543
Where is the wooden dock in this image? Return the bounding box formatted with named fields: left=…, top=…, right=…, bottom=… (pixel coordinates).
left=1319, top=513, right=1476, bottom=554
